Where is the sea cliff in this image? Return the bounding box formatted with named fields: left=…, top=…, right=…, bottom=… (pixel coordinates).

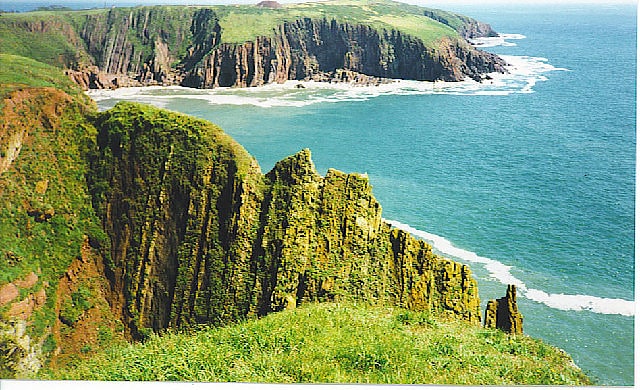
left=1, top=0, right=506, bottom=90
left=0, top=84, right=480, bottom=373
left=89, top=102, right=480, bottom=337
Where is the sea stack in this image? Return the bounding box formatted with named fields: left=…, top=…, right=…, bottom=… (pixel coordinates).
left=484, top=285, right=523, bottom=335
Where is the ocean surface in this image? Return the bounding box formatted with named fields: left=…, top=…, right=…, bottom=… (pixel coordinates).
left=81, top=2, right=636, bottom=385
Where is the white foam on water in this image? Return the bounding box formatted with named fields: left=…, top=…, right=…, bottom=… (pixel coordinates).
left=470, top=33, right=527, bottom=48
left=524, top=289, right=636, bottom=317
left=384, top=219, right=635, bottom=317
left=87, top=52, right=569, bottom=109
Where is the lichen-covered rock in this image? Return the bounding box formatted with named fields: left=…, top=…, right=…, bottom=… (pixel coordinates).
left=484, top=285, right=524, bottom=334
left=89, top=102, right=482, bottom=338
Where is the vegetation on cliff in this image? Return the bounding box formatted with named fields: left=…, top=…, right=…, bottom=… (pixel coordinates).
left=0, top=57, right=124, bottom=376
left=46, top=302, right=591, bottom=385
left=0, top=54, right=86, bottom=102
left=0, top=14, right=588, bottom=383
left=87, top=101, right=480, bottom=338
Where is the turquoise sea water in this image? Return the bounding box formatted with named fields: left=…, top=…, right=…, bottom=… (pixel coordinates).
left=88, top=2, right=636, bottom=385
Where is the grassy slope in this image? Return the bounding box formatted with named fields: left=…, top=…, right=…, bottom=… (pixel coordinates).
left=0, top=54, right=86, bottom=101
left=214, top=0, right=458, bottom=45
left=0, top=54, right=112, bottom=370
left=45, top=302, right=591, bottom=385
left=0, top=12, right=90, bottom=68
left=0, top=55, right=98, bottom=284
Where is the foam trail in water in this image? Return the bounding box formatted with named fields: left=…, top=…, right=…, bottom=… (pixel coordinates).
left=525, top=289, right=635, bottom=317
left=384, top=219, right=634, bottom=317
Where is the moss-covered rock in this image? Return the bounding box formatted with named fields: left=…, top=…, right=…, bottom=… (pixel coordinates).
left=88, top=102, right=481, bottom=337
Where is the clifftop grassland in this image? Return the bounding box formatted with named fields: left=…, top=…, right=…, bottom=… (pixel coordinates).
left=0, top=1, right=589, bottom=384
left=204, top=0, right=460, bottom=45
left=46, top=302, right=590, bottom=385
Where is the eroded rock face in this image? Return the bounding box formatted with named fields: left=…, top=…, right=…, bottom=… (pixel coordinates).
left=484, top=285, right=524, bottom=335
left=181, top=18, right=505, bottom=88
left=89, top=102, right=481, bottom=337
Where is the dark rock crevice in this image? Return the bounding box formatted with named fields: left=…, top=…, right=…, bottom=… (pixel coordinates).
left=484, top=284, right=524, bottom=334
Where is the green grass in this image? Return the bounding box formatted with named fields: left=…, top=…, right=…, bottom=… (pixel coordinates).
left=45, top=302, right=591, bottom=385
left=0, top=54, right=87, bottom=101
left=214, top=0, right=457, bottom=45
left=0, top=13, right=87, bottom=68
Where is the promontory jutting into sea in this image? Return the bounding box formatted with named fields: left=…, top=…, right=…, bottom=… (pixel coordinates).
left=0, top=0, right=635, bottom=386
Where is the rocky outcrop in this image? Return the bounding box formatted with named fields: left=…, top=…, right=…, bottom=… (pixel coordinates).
left=88, top=102, right=481, bottom=337
left=436, top=37, right=505, bottom=82
left=484, top=285, right=524, bottom=334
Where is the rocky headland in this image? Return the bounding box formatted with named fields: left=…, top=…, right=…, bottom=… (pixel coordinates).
left=12, top=0, right=509, bottom=90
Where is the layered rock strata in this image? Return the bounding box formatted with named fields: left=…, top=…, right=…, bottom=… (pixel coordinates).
left=88, top=102, right=481, bottom=337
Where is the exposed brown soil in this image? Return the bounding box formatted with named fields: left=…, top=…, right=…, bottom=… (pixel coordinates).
left=48, top=238, right=124, bottom=368
left=0, top=88, right=73, bottom=175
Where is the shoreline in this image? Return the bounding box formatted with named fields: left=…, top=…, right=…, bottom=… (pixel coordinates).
left=86, top=53, right=567, bottom=109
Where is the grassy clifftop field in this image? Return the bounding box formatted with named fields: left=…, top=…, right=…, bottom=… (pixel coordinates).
left=45, top=302, right=590, bottom=385
left=212, top=0, right=460, bottom=45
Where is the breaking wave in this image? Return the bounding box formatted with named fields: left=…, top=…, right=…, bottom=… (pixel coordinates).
left=470, top=33, right=527, bottom=48
left=384, top=219, right=635, bottom=317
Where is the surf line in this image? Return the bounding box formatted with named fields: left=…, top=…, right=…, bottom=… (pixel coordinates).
left=384, top=219, right=634, bottom=317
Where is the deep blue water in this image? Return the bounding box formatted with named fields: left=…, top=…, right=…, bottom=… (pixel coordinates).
left=87, top=2, right=636, bottom=385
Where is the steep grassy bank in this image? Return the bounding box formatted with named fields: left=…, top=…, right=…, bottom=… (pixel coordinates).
left=0, top=54, right=124, bottom=376
left=45, top=302, right=591, bottom=385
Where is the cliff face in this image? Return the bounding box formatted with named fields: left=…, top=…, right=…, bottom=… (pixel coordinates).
left=88, top=102, right=480, bottom=337
left=75, top=7, right=200, bottom=87
left=65, top=7, right=504, bottom=89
